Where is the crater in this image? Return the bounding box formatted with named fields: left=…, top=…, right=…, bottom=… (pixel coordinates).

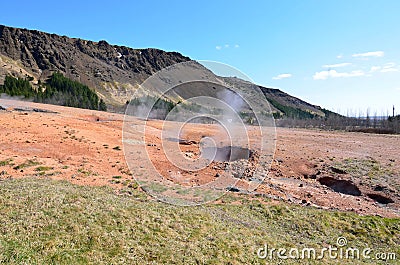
left=201, top=146, right=252, bottom=162
left=318, top=176, right=361, bottom=196
left=367, top=193, right=394, bottom=204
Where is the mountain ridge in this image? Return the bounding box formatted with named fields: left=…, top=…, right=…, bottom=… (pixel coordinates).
left=0, top=25, right=190, bottom=111
left=0, top=24, right=330, bottom=117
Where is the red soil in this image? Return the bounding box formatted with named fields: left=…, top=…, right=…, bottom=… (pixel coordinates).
left=1, top=99, right=399, bottom=217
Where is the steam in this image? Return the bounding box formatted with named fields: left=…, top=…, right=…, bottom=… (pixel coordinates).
left=217, top=89, right=245, bottom=113
left=0, top=94, right=30, bottom=110
left=214, top=88, right=249, bottom=147
left=126, top=94, right=170, bottom=120
left=0, top=93, right=31, bottom=101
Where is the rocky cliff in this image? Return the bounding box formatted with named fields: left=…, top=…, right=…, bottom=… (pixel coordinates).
left=0, top=25, right=190, bottom=110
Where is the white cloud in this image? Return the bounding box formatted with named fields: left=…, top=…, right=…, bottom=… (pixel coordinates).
left=322, top=63, right=351, bottom=68
left=313, top=70, right=365, bottom=80
left=336, top=54, right=343, bottom=59
left=216, top=44, right=239, bottom=50
left=380, top=63, right=398, bottom=73
left=352, top=51, right=384, bottom=58
left=385, top=62, right=396, bottom=68
left=368, top=63, right=398, bottom=73
left=381, top=67, right=399, bottom=73
left=272, top=73, right=292, bottom=80
left=370, top=66, right=381, bottom=72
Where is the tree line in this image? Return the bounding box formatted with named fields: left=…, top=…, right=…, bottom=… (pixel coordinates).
left=274, top=106, right=399, bottom=134
left=0, top=73, right=107, bottom=111
left=264, top=95, right=399, bottom=134
left=266, top=97, right=318, bottom=119
left=0, top=75, right=36, bottom=98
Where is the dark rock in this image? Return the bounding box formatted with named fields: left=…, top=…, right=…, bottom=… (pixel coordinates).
left=226, top=186, right=240, bottom=192
left=309, top=174, right=317, bottom=179
left=373, top=185, right=387, bottom=192
left=330, top=166, right=347, bottom=174
left=33, top=108, right=58, bottom=114
left=178, top=139, right=197, bottom=145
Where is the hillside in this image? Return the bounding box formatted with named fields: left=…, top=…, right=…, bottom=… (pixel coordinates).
left=222, top=77, right=330, bottom=119
left=0, top=25, right=190, bottom=111
left=0, top=25, right=332, bottom=117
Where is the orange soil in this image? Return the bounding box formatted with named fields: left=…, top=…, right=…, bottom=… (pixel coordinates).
left=0, top=99, right=399, bottom=217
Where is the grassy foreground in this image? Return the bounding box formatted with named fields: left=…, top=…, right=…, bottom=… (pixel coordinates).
left=0, top=178, right=398, bottom=264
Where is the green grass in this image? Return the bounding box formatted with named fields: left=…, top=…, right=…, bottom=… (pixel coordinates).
left=77, top=168, right=98, bottom=177
left=12, top=159, right=40, bottom=170
left=334, top=157, right=393, bottom=179
left=333, top=157, right=399, bottom=192
left=0, top=158, right=14, bottom=167
left=35, top=166, right=54, bottom=172
left=0, top=178, right=398, bottom=264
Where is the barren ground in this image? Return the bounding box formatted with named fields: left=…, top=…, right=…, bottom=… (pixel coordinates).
left=1, top=99, right=399, bottom=217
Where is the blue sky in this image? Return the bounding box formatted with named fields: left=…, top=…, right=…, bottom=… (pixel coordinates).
left=2, top=0, right=400, bottom=115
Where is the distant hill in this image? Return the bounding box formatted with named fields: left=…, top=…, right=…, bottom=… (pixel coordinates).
left=0, top=24, right=333, bottom=118
left=222, top=77, right=335, bottom=119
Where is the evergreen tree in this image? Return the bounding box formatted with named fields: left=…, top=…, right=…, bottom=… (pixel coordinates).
left=0, top=73, right=107, bottom=112
left=0, top=75, right=35, bottom=98
left=99, top=99, right=107, bottom=111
